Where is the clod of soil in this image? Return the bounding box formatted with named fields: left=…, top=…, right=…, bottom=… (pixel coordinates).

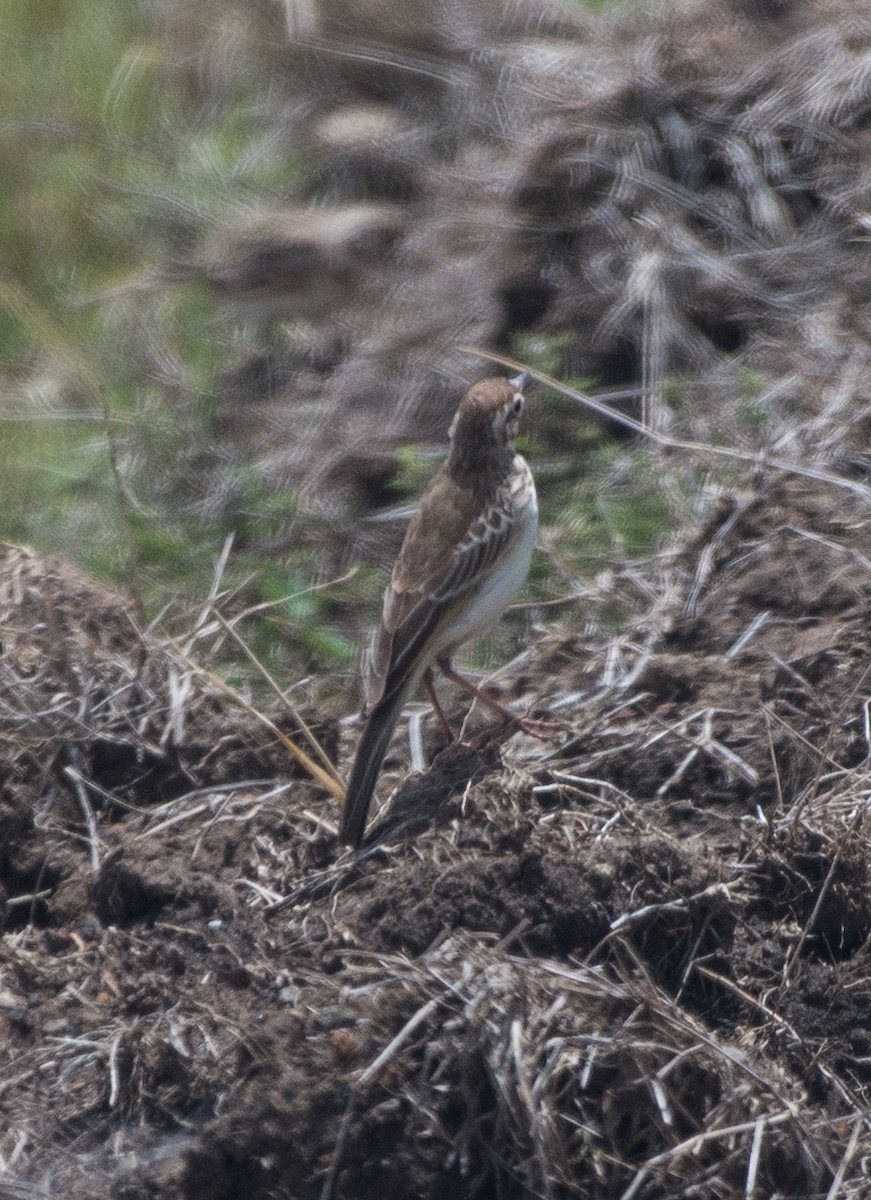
left=4, top=464, right=871, bottom=1196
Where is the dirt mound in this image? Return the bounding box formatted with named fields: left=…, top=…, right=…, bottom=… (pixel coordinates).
left=131, top=0, right=871, bottom=534
left=3, top=465, right=871, bottom=1196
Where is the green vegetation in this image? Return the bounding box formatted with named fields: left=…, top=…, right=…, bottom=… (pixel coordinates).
left=0, top=0, right=669, bottom=694
left=514, top=333, right=679, bottom=567
left=0, top=0, right=334, bottom=681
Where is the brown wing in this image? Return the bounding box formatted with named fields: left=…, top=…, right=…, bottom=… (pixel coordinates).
left=364, top=472, right=515, bottom=708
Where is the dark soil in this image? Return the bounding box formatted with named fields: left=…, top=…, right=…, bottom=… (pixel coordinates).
left=2, top=470, right=871, bottom=1198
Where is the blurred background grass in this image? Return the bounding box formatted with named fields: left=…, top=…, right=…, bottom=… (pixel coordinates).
left=0, top=0, right=331, bottom=677
left=0, top=0, right=675, bottom=692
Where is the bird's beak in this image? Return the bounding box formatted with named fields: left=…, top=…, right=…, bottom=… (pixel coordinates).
left=509, top=372, right=529, bottom=391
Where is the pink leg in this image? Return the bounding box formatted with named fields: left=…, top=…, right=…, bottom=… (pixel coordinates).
left=423, top=666, right=456, bottom=743
left=435, top=657, right=563, bottom=741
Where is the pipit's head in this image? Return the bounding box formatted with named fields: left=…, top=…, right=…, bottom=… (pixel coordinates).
left=448, top=373, right=528, bottom=452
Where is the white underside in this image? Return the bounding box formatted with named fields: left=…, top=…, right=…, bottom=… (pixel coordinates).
left=430, top=464, right=538, bottom=663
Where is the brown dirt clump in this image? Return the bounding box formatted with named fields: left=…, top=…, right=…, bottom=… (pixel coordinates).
left=4, top=463, right=871, bottom=1197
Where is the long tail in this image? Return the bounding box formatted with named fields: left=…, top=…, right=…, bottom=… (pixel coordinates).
left=340, top=687, right=407, bottom=847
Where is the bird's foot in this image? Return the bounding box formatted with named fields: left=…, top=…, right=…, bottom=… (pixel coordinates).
left=516, top=715, right=566, bottom=741
left=467, top=713, right=565, bottom=748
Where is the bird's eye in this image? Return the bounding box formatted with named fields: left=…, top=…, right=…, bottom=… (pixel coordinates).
left=512, top=396, right=523, bottom=414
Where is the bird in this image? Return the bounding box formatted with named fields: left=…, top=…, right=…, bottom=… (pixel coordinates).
left=339, top=374, right=539, bottom=847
